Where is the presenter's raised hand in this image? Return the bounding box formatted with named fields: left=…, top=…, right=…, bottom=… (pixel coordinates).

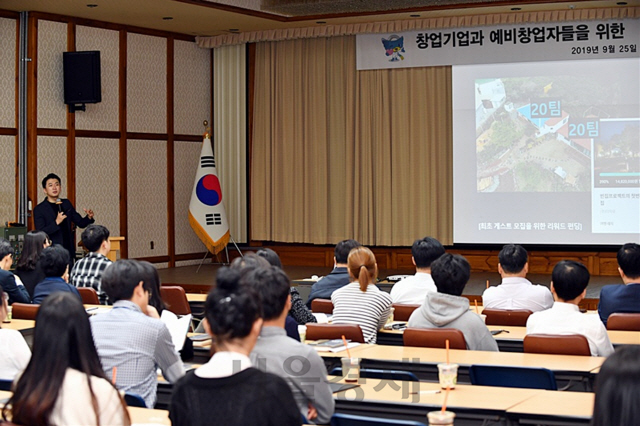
left=83, top=208, right=95, bottom=220
left=55, top=211, right=67, bottom=225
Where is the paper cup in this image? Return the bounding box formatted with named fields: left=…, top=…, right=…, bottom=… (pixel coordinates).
left=437, top=363, right=458, bottom=389
left=427, top=410, right=455, bottom=425
left=341, top=357, right=360, bottom=383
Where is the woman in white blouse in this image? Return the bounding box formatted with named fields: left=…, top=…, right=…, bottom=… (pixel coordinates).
left=0, top=286, right=31, bottom=382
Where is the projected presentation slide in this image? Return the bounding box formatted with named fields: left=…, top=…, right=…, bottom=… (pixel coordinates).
left=453, top=58, right=640, bottom=245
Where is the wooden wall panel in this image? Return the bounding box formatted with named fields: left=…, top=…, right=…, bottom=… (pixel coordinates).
left=36, top=20, right=67, bottom=130
left=0, top=18, right=16, bottom=128
left=0, top=136, right=16, bottom=221
left=75, top=26, right=119, bottom=131
left=257, top=243, right=622, bottom=276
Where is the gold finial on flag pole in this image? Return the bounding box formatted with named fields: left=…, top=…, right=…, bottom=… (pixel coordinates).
left=203, top=120, right=211, bottom=139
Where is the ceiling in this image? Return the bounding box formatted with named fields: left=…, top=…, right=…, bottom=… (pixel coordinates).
left=0, top=0, right=635, bottom=37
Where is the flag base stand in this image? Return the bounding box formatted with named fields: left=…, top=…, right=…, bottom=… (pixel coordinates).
left=195, top=235, right=243, bottom=273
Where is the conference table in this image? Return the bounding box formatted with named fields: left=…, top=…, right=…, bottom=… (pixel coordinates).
left=319, top=344, right=604, bottom=391
left=331, top=378, right=593, bottom=426
left=377, top=323, right=640, bottom=351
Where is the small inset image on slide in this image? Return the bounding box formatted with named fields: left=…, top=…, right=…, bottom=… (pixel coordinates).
left=594, top=119, right=640, bottom=188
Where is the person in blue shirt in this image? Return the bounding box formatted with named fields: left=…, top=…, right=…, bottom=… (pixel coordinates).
left=32, top=245, right=81, bottom=304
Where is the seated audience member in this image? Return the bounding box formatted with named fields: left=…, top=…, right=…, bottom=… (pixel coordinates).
left=482, top=244, right=553, bottom=312
left=0, top=238, right=31, bottom=304
left=139, top=261, right=167, bottom=315
left=0, top=287, right=31, bottom=381
left=70, top=224, right=113, bottom=304
left=307, top=239, right=361, bottom=308
left=169, top=267, right=301, bottom=426
left=2, top=293, right=129, bottom=425
left=257, top=248, right=316, bottom=325
left=390, top=236, right=445, bottom=304
left=231, top=254, right=300, bottom=341
left=408, top=253, right=499, bottom=351
left=331, top=246, right=392, bottom=344
left=14, top=231, right=50, bottom=298
left=526, top=260, right=614, bottom=357
left=592, top=346, right=640, bottom=426
left=598, top=242, right=640, bottom=327
left=248, top=265, right=334, bottom=424
left=90, top=260, right=185, bottom=408
left=32, top=245, right=80, bottom=304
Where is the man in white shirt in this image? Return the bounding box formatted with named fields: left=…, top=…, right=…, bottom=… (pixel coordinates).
left=482, top=244, right=553, bottom=312
left=390, top=237, right=445, bottom=305
left=526, top=260, right=614, bottom=357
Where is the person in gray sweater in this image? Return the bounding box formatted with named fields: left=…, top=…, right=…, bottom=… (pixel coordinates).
left=408, top=253, right=499, bottom=352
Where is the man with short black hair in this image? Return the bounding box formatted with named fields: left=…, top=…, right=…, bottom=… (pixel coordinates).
left=90, top=259, right=185, bottom=408
left=482, top=244, right=553, bottom=312
left=70, top=224, right=112, bottom=304
left=248, top=266, right=334, bottom=424
left=0, top=239, right=30, bottom=304
left=527, top=260, right=613, bottom=357
left=33, top=173, right=95, bottom=261
left=390, top=237, right=445, bottom=304
left=598, top=243, right=640, bottom=327
left=408, top=253, right=498, bottom=351
left=32, top=245, right=81, bottom=304
left=306, top=239, right=360, bottom=307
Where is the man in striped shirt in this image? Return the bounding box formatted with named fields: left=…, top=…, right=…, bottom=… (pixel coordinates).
left=70, top=224, right=112, bottom=304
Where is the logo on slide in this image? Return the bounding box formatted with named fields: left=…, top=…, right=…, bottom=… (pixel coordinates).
left=381, top=35, right=405, bottom=62
left=196, top=174, right=222, bottom=206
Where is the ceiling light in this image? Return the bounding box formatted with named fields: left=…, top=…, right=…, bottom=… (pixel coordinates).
left=617, top=1, right=628, bottom=4
left=86, top=4, right=98, bottom=7
left=162, top=17, right=173, bottom=20
left=228, top=29, right=239, bottom=32
left=316, top=21, right=327, bottom=24
left=410, top=14, right=420, bottom=18
left=511, top=7, right=522, bottom=11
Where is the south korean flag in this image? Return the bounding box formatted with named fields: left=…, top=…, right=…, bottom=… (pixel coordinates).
left=188, top=135, right=230, bottom=254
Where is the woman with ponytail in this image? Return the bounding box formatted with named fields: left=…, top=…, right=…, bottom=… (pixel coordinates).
left=169, top=266, right=301, bottom=426
left=2, top=292, right=129, bottom=426
left=330, top=246, right=392, bottom=343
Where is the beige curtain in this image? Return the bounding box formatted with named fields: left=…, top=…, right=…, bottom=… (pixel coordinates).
left=251, top=36, right=452, bottom=246
left=213, top=44, right=248, bottom=243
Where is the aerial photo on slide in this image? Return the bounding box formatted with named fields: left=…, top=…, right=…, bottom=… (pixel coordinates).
left=474, top=63, right=636, bottom=193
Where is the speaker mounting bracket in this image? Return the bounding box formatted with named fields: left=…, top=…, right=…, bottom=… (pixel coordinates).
left=68, top=103, right=86, bottom=113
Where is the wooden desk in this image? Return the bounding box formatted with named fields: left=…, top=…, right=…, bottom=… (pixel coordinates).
left=107, top=236, right=125, bottom=262
left=186, top=293, right=207, bottom=302
left=128, top=406, right=171, bottom=425
left=323, top=345, right=603, bottom=390
left=1, top=319, right=35, bottom=332
left=378, top=324, right=640, bottom=351
left=334, top=378, right=540, bottom=425
left=507, top=390, right=593, bottom=425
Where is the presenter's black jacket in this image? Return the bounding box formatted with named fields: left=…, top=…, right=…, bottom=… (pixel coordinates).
left=33, top=198, right=94, bottom=259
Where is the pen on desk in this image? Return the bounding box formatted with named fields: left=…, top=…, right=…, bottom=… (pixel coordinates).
left=410, top=390, right=442, bottom=395
left=86, top=307, right=98, bottom=312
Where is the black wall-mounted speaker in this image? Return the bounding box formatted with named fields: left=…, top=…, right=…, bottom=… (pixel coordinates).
left=63, top=50, right=101, bottom=105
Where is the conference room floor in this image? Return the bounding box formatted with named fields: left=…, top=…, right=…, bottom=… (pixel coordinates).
left=159, top=264, right=615, bottom=298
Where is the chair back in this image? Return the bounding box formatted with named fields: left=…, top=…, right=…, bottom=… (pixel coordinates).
left=329, top=367, right=419, bottom=382
left=311, top=298, right=334, bottom=314
left=606, top=313, right=640, bottom=331
left=0, top=379, right=12, bottom=391
left=391, top=304, right=420, bottom=322
left=469, top=364, right=557, bottom=390
left=123, top=393, right=147, bottom=408
left=11, top=303, right=39, bottom=320
left=160, top=286, right=191, bottom=316
left=331, top=413, right=427, bottom=426
left=306, top=323, right=364, bottom=343
left=77, top=287, right=100, bottom=305
left=523, top=334, right=591, bottom=356
left=403, top=327, right=467, bottom=350
left=482, top=308, right=533, bottom=326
